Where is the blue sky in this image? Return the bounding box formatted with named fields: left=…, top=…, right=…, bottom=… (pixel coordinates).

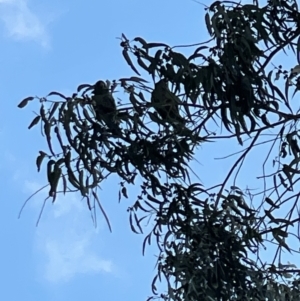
left=1, top=0, right=300, bottom=300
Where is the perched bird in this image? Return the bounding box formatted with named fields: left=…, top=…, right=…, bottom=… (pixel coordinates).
left=91, top=80, right=120, bottom=134
left=151, top=79, right=186, bottom=128
left=92, top=80, right=116, bottom=115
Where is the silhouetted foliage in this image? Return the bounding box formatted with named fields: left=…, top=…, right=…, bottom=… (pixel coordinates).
left=18, top=0, right=300, bottom=300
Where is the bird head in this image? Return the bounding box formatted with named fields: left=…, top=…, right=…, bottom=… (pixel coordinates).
left=155, top=79, right=168, bottom=90
left=93, top=80, right=109, bottom=95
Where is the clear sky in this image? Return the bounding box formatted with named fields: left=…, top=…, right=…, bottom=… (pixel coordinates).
left=1, top=0, right=300, bottom=300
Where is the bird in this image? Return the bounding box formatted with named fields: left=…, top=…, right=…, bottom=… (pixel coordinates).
left=91, top=80, right=121, bottom=134
left=151, top=79, right=186, bottom=128
left=92, top=80, right=117, bottom=116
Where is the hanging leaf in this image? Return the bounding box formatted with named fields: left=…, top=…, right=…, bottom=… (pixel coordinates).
left=273, top=231, right=291, bottom=253
left=119, top=76, right=149, bottom=83
left=18, top=96, right=34, bottom=108
left=77, top=84, right=92, bottom=93
left=121, top=186, right=128, bottom=198
left=49, top=166, right=62, bottom=202
left=142, top=233, right=152, bottom=256
left=205, top=12, right=213, bottom=36
left=61, top=174, right=67, bottom=195
left=134, top=212, right=143, bottom=233
left=28, top=115, right=41, bottom=129
left=129, top=211, right=139, bottom=234
left=44, top=121, right=55, bottom=156
left=92, top=191, right=112, bottom=232
left=282, top=164, right=293, bottom=189
left=261, top=113, right=272, bottom=127
left=122, top=49, right=141, bottom=76
left=36, top=151, right=47, bottom=172
left=265, top=197, right=279, bottom=209
left=47, top=91, right=68, bottom=100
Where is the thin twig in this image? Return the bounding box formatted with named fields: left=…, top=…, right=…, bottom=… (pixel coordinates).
left=215, top=129, right=262, bottom=207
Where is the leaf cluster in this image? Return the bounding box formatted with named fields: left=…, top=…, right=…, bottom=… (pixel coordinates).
left=17, top=0, right=300, bottom=300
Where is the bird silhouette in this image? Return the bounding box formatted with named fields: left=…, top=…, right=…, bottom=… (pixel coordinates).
left=151, top=79, right=186, bottom=128
left=91, top=80, right=121, bottom=134
left=92, top=80, right=119, bottom=129
left=92, top=81, right=116, bottom=115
